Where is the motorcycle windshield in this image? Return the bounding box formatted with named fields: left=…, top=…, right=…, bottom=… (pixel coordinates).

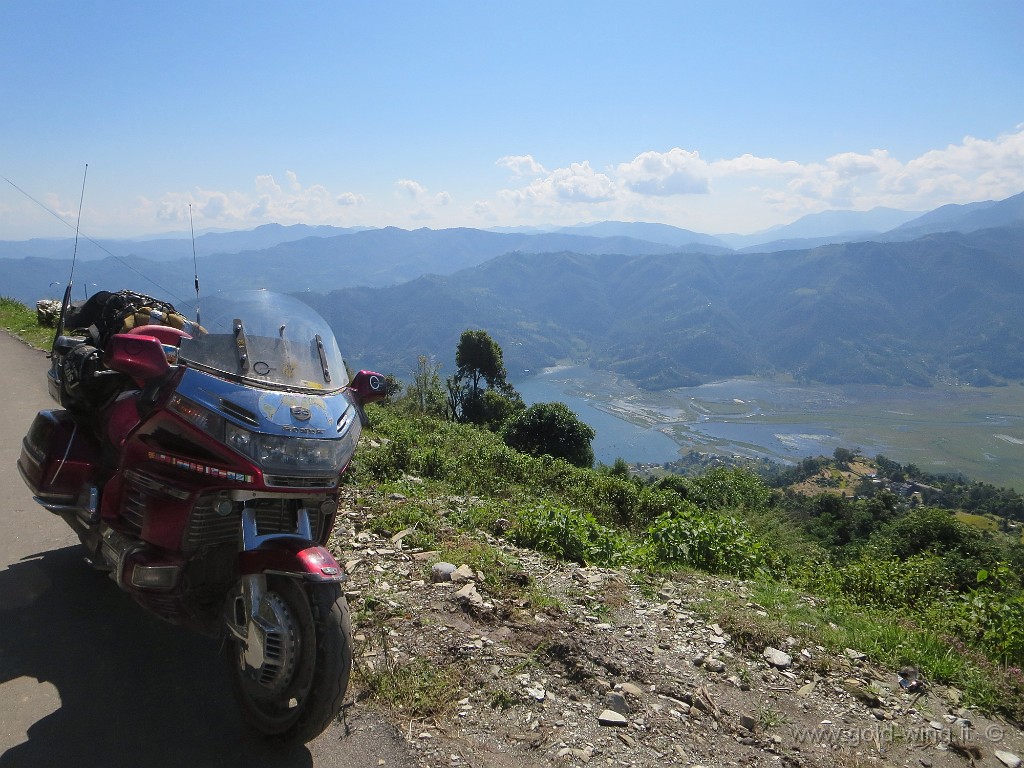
left=177, top=290, right=349, bottom=392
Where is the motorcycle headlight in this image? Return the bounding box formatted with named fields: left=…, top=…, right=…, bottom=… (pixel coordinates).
left=253, top=433, right=349, bottom=474
left=170, top=394, right=351, bottom=475
left=225, top=421, right=256, bottom=457
left=225, top=422, right=349, bottom=474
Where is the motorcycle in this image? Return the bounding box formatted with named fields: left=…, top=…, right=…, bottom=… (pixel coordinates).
left=17, top=288, right=386, bottom=743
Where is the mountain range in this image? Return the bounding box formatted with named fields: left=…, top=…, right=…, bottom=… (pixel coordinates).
left=2, top=191, right=1022, bottom=389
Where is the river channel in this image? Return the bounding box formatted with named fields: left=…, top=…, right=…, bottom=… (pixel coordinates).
left=516, top=366, right=1024, bottom=490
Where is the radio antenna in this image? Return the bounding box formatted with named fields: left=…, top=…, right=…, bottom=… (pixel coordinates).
left=189, top=203, right=201, bottom=324
left=54, top=163, right=89, bottom=349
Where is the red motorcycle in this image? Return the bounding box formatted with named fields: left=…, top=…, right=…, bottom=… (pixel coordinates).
left=17, top=289, right=385, bottom=743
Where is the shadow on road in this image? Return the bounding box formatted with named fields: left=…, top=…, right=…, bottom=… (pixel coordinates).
left=0, top=545, right=314, bottom=768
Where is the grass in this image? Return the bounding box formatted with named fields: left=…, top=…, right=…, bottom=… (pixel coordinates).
left=357, top=656, right=464, bottom=719
left=0, top=297, right=55, bottom=349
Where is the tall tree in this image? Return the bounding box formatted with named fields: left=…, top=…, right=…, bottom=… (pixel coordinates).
left=447, top=329, right=522, bottom=427
left=455, top=329, right=508, bottom=398
left=407, top=354, right=446, bottom=416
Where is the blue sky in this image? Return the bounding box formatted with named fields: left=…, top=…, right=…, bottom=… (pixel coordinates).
left=2, top=0, right=1022, bottom=239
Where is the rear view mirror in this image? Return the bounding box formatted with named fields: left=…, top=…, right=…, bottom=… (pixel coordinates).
left=104, top=333, right=171, bottom=382
left=349, top=370, right=387, bottom=406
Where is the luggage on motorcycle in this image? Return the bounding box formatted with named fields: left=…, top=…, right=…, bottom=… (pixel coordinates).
left=63, top=289, right=195, bottom=350
left=17, top=409, right=100, bottom=507
left=59, top=342, right=126, bottom=415
left=56, top=290, right=198, bottom=415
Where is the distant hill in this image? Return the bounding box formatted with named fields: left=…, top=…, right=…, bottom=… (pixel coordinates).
left=556, top=221, right=731, bottom=250
left=0, top=226, right=686, bottom=306
left=717, top=206, right=922, bottom=250
left=4, top=192, right=1023, bottom=391
left=0, top=222, right=369, bottom=262
left=881, top=191, right=1024, bottom=241
left=308, top=224, right=1024, bottom=389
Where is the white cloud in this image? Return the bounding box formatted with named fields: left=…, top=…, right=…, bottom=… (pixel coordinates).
left=397, top=179, right=427, bottom=199
left=393, top=179, right=452, bottom=221
left=149, top=172, right=366, bottom=230
left=487, top=127, right=1024, bottom=231
left=501, top=161, right=616, bottom=207
left=496, top=154, right=547, bottom=176
left=617, top=148, right=710, bottom=196
left=122, top=127, right=1024, bottom=237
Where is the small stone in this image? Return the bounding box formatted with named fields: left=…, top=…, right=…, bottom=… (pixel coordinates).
left=605, top=691, right=629, bottom=715
left=597, top=709, right=629, bottom=727
left=763, top=647, right=793, bottom=669
left=739, top=713, right=757, bottom=732
left=996, top=751, right=1022, bottom=768
left=618, top=682, right=644, bottom=697
left=454, top=583, right=484, bottom=607
left=525, top=686, right=546, bottom=701
left=844, top=647, right=867, bottom=661
left=431, top=562, right=457, bottom=582
left=570, top=747, right=593, bottom=762
left=703, top=658, right=726, bottom=673
left=616, top=732, right=637, bottom=748
left=450, top=564, right=476, bottom=583
left=797, top=681, right=817, bottom=697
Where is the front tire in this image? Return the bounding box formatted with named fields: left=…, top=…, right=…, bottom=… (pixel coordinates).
left=225, top=576, right=352, bottom=744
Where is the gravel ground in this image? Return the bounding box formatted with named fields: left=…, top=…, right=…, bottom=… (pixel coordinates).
left=329, top=484, right=1024, bottom=768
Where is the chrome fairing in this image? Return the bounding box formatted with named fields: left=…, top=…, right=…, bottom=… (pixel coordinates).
left=172, top=367, right=362, bottom=478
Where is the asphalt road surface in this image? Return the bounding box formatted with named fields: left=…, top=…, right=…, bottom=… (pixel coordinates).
left=0, top=330, right=416, bottom=768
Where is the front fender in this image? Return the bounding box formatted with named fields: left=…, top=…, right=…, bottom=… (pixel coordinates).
left=237, top=540, right=345, bottom=583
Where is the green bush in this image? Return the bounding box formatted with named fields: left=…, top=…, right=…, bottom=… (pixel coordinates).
left=647, top=506, right=772, bottom=577
left=831, top=552, right=954, bottom=608
left=512, top=501, right=631, bottom=566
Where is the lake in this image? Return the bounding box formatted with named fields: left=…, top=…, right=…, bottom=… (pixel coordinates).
left=516, top=366, right=1024, bottom=490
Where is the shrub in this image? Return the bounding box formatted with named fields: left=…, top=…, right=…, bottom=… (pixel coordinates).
left=512, top=502, right=630, bottom=566
left=503, top=401, right=596, bottom=468
left=647, top=505, right=772, bottom=577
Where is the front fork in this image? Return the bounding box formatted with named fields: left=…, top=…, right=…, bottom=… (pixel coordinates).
left=226, top=505, right=344, bottom=669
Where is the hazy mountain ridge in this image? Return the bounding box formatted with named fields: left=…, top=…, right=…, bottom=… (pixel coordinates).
left=0, top=226, right=687, bottom=304
left=310, top=224, right=1024, bottom=389
left=2, top=192, right=1022, bottom=389
left=3, top=191, right=1020, bottom=272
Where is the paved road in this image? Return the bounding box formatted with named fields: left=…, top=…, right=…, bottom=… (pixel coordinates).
left=0, top=331, right=416, bottom=768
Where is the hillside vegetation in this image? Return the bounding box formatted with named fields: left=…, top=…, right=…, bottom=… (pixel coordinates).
left=353, top=395, right=1024, bottom=721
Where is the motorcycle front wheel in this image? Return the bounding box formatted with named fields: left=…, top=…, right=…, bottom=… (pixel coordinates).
left=224, top=575, right=352, bottom=744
